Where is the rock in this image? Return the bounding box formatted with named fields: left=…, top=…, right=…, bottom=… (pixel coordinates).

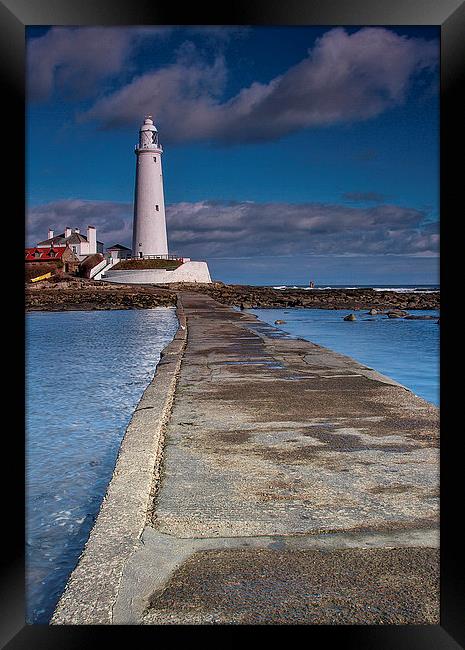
left=367, top=308, right=378, bottom=315
left=275, top=319, right=286, bottom=324
left=387, top=310, right=408, bottom=318
left=343, top=314, right=357, bottom=321
left=404, top=315, right=436, bottom=320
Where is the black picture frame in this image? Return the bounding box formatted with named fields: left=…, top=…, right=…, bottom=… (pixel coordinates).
left=2, top=0, right=463, bottom=647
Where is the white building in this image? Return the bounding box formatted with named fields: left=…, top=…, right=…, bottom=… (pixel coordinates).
left=132, top=116, right=168, bottom=258
left=37, top=226, right=103, bottom=260
left=106, top=244, right=132, bottom=262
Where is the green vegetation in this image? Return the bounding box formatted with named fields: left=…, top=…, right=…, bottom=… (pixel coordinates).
left=113, top=259, right=183, bottom=271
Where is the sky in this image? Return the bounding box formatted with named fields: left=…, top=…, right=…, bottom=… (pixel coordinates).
left=26, top=25, right=439, bottom=285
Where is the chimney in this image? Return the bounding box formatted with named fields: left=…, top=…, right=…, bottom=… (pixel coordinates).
left=48, top=228, right=54, bottom=240
left=65, top=227, right=72, bottom=238
left=74, top=228, right=80, bottom=234
left=87, top=226, right=97, bottom=254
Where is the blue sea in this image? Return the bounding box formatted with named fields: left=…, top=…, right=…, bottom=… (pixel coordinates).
left=270, top=284, right=439, bottom=292
left=249, top=308, right=439, bottom=406
left=26, top=308, right=178, bottom=624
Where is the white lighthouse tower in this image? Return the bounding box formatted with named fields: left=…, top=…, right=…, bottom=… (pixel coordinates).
left=102, top=115, right=212, bottom=284
left=132, top=116, right=168, bottom=258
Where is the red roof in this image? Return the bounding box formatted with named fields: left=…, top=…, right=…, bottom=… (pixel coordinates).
left=25, top=246, right=68, bottom=261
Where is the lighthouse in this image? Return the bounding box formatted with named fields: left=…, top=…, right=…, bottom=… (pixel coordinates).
left=102, top=115, right=211, bottom=284
left=132, top=116, right=168, bottom=258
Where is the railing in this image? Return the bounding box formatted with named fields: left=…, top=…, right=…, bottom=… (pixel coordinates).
left=134, top=144, right=163, bottom=152
left=92, top=257, right=118, bottom=280
left=129, top=254, right=182, bottom=261
left=89, top=258, right=109, bottom=279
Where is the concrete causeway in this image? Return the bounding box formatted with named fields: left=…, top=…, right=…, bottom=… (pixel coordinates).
left=53, top=292, right=439, bottom=625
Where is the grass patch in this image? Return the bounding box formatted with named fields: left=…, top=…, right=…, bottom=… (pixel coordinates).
left=113, top=259, right=183, bottom=270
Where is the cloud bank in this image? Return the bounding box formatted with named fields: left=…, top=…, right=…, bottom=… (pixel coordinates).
left=27, top=199, right=134, bottom=246
left=27, top=27, right=170, bottom=102
left=79, top=27, right=438, bottom=143
left=27, top=198, right=439, bottom=259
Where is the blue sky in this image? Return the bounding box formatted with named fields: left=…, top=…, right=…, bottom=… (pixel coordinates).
left=26, top=26, right=439, bottom=285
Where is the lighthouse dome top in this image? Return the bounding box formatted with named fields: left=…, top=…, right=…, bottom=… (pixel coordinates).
left=140, top=115, right=158, bottom=132
left=136, top=115, right=161, bottom=152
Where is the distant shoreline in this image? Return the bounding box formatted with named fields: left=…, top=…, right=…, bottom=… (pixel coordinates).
left=25, top=278, right=439, bottom=312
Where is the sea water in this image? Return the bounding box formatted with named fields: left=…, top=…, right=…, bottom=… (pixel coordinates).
left=26, top=308, right=178, bottom=624
left=249, top=308, right=439, bottom=406
left=271, top=284, right=439, bottom=292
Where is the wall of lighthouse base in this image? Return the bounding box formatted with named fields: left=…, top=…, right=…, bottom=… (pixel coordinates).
left=102, top=261, right=212, bottom=284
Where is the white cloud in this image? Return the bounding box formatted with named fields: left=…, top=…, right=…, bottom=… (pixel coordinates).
left=81, top=27, right=438, bottom=143
left=27, top=198, right=439, bottom=258
left=27, top=26, right=171, bottom=101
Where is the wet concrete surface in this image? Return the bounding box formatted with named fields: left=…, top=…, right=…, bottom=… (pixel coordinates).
left=153, top=293, right=438, bottom=540
left=119, top=292, right=439, bottom=624
left=142, top=546, right=439, bottom=625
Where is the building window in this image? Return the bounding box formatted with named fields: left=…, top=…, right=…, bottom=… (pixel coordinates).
left=155, top=205, right=159, bottom=211
left=153, top=157, right=157, bottom=162
left=72, top=246, right=77, bottom=253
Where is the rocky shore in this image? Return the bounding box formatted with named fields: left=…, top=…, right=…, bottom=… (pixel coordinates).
left=25, top=278, right=176, bottom=311
left=25, top=277, right=439, bottom=312
left=163, top=282, right=440, bottom=311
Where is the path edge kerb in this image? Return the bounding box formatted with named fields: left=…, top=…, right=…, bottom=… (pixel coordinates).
left=51, top=299, right=187, bottom=625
